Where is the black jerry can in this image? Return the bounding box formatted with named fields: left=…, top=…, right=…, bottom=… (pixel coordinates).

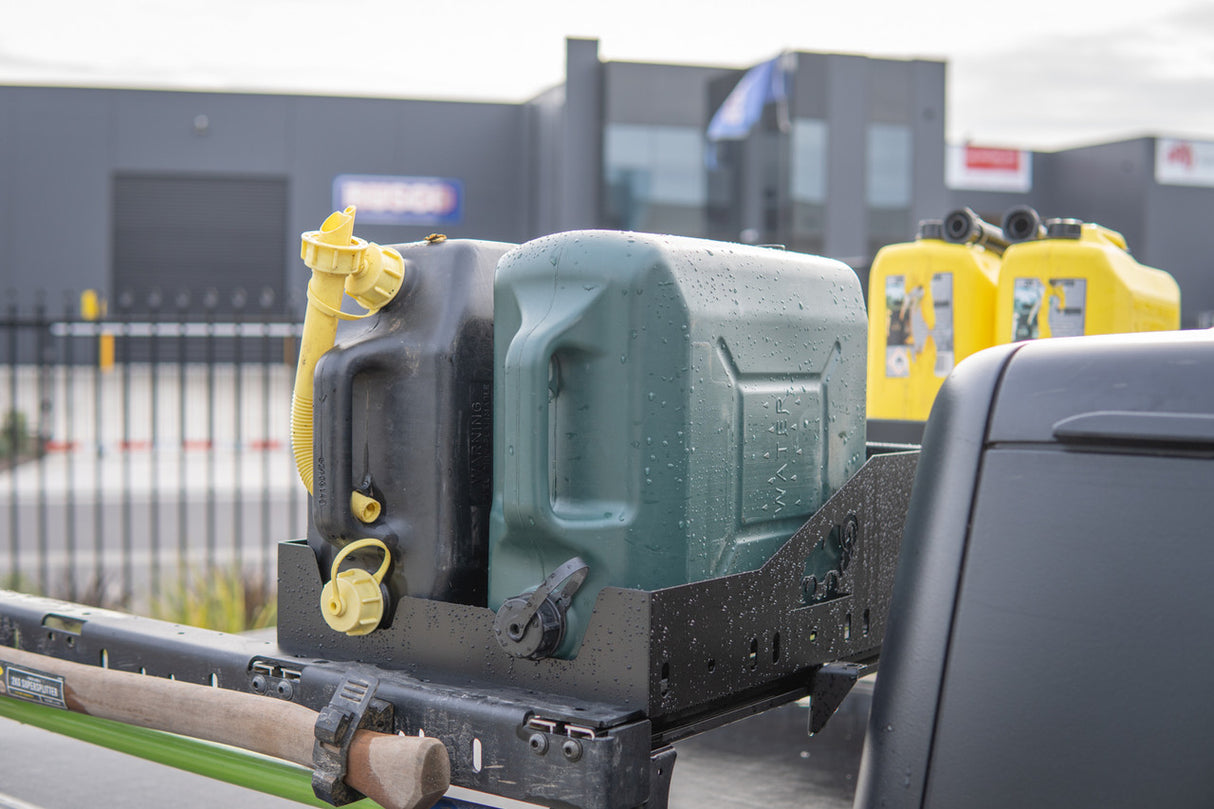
left=309, top=238, right=513, bottom=608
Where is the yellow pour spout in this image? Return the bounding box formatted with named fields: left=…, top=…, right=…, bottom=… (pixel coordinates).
left=291, top=207, right=405, bottom=495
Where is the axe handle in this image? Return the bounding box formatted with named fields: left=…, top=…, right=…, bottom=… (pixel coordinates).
left=0, top=646, right=449, bottom=809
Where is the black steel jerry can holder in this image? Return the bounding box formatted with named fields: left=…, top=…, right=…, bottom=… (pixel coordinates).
left=0, top=451, right=916, bottom=809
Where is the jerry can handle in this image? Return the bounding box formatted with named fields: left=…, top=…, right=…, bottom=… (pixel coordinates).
left=313, top=349, right=389, bottom=540
left=500, top=309, right=585, bottom=536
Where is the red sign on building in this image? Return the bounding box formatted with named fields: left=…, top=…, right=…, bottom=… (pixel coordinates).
left=947, top=144, right=1031, bottom=192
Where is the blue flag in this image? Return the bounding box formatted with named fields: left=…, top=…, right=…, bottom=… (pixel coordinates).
left=707, top=57, right=788, bottom=142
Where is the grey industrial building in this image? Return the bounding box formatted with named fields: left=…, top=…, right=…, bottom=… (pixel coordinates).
left=1, top=38, right=1211, bottom=326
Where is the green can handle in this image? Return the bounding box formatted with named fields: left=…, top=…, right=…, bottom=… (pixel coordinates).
left=501, top=305, right=583, bottom=538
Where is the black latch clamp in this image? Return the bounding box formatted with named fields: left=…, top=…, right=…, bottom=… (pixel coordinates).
left=312, top=672, right=395, bottom=806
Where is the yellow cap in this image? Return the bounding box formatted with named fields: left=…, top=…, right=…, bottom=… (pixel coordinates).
left=345, top=244, right=405, bottom=313
left=320, top=538, right=391, bottom=636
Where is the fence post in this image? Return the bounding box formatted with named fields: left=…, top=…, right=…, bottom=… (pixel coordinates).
left=260, top=287, right=275, bottom=593
left=204, top=288, right=218, bottom=582
left=63, top=292, right=78, bottom=601
left=91, top=296, right=105, bottom=601
left=149, top=290, right=163, bottom=605
left=176, top=290, right=190, bottom=599
left=233, top=288, right=245, bottom=578
left=119, top=289, right=134, bottom=604
left=6, top=292, right=19, bottom=591
left=34, top=291, right=50, bottom=595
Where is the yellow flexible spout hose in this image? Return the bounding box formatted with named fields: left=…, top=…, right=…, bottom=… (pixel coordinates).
left=291, top=210, right=357, bottom=494
left=292, top=393, right=315, bottom=493
left=290, top=275, right=344, bottom=493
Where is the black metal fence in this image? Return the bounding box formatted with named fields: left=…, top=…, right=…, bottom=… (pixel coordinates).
left=1, top=290, right=307, bottom=615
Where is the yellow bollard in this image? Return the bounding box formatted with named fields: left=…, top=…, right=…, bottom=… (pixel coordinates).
left=98, top=332, right=115, bottom=372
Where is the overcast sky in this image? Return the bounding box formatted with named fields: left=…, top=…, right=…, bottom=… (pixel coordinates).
left=3, top=0, right=1213, bottom=150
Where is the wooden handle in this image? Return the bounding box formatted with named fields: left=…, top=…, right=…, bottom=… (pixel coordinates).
left=0, top=646, right=449, bottom=809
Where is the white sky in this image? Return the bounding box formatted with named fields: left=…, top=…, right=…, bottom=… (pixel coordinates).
left=3, top=0, right=1214, bottom=150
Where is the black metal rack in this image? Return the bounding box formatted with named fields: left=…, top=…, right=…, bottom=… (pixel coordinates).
left=0, top=450, right=916, bottom=809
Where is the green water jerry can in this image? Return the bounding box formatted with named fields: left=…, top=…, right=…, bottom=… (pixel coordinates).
left=489, top=231, right=867, bottom=658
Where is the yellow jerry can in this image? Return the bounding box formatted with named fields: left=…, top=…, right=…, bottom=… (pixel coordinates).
left=867, top=220, right=1001, bottom=422
left=996, top=219, right=1180, bottom=343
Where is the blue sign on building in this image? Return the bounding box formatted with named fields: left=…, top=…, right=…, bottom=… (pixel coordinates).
left=333, top=174, right=464, bottom=226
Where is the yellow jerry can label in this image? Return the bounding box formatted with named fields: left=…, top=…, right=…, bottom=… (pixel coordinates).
left=930, top=272, right=955, bottom=377
left=1010, top=277, right=1087, bottom=340
left=882, top=272, right=954, bottom=379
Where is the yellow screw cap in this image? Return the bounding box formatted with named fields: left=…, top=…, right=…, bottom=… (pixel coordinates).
left=345, top=244, right=405, bottom=313
left=320, top=538, right=391, bottom=636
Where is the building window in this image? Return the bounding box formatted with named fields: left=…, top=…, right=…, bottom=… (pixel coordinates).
left=867, top=124, right=913, bottom=258
left=867, top=124, right=911, bottom=207
left=604, top=124, right=707, bottom=236
left=792, top=119, right=828, bottom=203
left=791, top=119, right=828, bottom=254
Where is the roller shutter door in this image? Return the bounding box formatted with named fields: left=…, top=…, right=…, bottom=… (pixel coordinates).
left=112, top=174, right=287, bottom=317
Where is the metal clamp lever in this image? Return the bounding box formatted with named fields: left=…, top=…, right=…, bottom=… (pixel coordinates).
left=312, top=672, right=394, bottom=806
left=493, top=556, right=589, bottom=660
